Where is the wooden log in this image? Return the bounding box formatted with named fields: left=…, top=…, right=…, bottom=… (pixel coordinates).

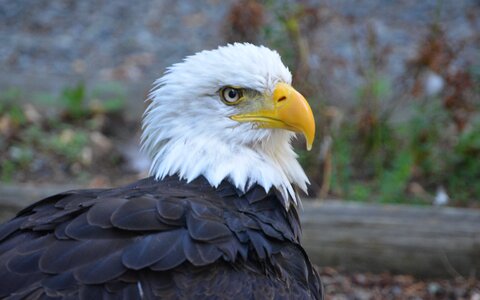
left=301, top=200, right=480, bottom=278
left=0, top=183, right=81, bottom=222
left=0, top=184, right=479, bottom=277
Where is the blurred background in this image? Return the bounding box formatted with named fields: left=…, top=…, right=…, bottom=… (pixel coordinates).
left=1, top=0, right=479, bottom=298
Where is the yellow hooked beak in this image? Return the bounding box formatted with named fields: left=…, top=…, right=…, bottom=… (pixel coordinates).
left=230, top=83, right=315, bottom=150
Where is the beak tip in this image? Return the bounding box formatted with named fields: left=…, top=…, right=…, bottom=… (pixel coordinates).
left=306, top=138, right=313, bottom=151
left=304, top=126, right=315, bottom=152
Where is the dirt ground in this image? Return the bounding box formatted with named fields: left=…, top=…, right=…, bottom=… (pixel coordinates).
left=320, top=267, right=480, bottom=300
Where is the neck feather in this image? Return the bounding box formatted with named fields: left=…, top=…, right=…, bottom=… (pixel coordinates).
left=143, top=129, right=309, bottom=207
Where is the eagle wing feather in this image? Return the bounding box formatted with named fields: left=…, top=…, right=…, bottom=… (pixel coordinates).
left=0, top=176, right=321, bottom=299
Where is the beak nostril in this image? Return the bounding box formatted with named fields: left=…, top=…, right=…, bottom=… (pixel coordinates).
left=277, top=96, right=287, bottom=103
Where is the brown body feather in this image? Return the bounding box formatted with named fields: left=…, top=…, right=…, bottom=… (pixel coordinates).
left=0, top=176, right=322, bottom=299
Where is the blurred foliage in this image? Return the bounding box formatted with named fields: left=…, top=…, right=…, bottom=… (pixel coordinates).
left=327, top=82, right=480, bottom=206
left=0, top=84, right=126, bottom=183
left=61, top=83, right=87, bottom=119
left=231, top=0, right=480, bottom=206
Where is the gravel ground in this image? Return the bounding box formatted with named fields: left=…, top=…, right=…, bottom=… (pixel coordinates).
left=1, top=0, right=478, bottom=114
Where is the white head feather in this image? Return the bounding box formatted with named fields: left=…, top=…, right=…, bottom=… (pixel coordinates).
left=141, top=43, right=310, bottom=207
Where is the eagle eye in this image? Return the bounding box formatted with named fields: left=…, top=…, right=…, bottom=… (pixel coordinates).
left=220, top=87, right=243, bottom=105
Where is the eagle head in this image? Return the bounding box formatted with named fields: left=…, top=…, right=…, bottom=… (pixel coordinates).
left=142, top=43, right=315, bottom=206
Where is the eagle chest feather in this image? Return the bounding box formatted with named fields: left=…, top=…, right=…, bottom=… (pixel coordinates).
left=0, top=176, right=321, bottom=299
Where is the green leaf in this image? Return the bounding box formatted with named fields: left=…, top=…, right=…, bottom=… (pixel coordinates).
left=60, top=83, right=87, bottom=119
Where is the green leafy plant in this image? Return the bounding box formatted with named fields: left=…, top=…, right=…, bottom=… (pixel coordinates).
left=59, top=83, right=87, bottom=119
left=45, top=129, right=89, bottom=162
left=378, top=150, right=414, bottom=203
left=0, top=82, right=127, bottom=184
left=91, top=82, right=126, bottom=113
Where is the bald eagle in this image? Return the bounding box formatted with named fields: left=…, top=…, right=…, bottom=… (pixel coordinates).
left=0, top=44, right=322, bottom=299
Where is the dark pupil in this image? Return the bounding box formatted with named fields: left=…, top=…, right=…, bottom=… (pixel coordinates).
left=227, top=89, right=237, bottom=99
